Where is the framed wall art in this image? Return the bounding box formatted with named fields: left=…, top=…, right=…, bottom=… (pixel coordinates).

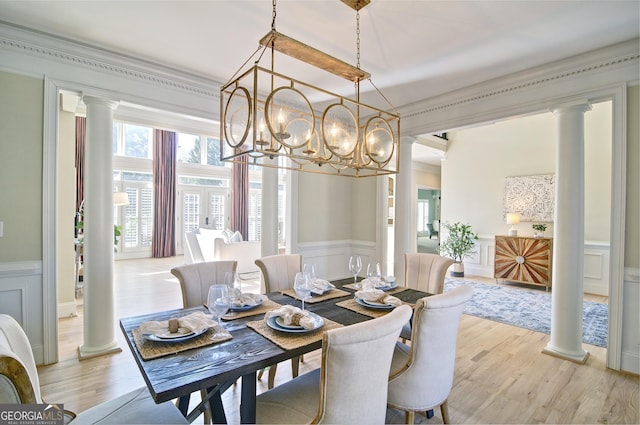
left=503, top=174, right=555, bottom=222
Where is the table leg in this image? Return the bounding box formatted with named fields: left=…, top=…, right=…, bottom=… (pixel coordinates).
left=207, top=388, right=227, bottom=424
left=240, top=371, right=257, bottom=424
left=177, top=395, right=190, bottom=416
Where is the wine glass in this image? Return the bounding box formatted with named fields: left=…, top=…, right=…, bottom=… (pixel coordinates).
left=303, top=263, right=316, bottom=285
left=366, top=261, right=382, bottom=289
left=224, top=271, right=240, bottom=304
left=348, top=255, right=362, bottom=285
left=207, top=284, right=229, bottom=337
left=293, top=272, right=312, bottom=311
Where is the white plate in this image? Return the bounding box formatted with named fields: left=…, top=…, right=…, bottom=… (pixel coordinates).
left=267, top=312, right=324, bottom=333
left=355, top=297, right=395, bottom=310
left=229, top=296, right=264, bottom=312
left=142, top=327, right=208, bottom=343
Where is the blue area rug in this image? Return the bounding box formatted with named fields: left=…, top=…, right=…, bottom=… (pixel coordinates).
left=444, top=278, right=608, bottom=347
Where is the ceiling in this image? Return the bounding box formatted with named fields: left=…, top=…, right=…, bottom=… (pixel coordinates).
left=1, top=0, right=638, bottom=165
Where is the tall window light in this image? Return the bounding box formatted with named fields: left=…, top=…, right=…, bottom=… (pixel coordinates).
left=417, top=199, right=430, bottom=233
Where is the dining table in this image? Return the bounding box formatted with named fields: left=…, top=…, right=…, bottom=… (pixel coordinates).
left=119, top=278, right=430, bottom=424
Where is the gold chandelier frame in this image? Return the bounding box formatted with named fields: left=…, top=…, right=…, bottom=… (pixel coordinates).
left=219, top=0, right=400, bottom=177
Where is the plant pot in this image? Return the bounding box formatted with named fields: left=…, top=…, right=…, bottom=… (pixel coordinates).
left=534, top=231, right=545, bottom=238
left=450, top=262, right=465, bottom=277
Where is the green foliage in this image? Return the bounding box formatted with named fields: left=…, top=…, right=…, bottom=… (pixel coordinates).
left=440, top=222, right=479, bottom=263
left=532, top=223, right=547, bottom=232
left=76, top=205, right=123, bottom=250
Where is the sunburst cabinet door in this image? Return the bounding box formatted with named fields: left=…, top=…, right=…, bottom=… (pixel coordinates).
left=494, top=236, right=553, bottom=288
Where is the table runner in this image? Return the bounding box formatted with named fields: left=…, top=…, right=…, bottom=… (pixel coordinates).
left=222, top=299, right=282, bottom=321
left=246, top=317, right=343, bottom=351
left=281, top=288, right=351, bottom=303
left=132, top=326, right=232, bottom=360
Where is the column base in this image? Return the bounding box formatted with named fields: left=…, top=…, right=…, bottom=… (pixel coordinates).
left=542, top=344, right=590, bottom=364
left=78, top=342, right=122, bottom=361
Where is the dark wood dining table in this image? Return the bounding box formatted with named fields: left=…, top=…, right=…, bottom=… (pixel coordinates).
left=119, top=279, right=429, bottom=424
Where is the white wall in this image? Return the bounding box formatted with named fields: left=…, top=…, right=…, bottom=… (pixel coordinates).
left=441, top=102, right=612, bottom=294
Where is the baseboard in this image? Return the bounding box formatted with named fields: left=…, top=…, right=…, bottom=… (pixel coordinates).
left=621, top=350, right=640, bottom=375
left=58, top=301, right=77, bottom=318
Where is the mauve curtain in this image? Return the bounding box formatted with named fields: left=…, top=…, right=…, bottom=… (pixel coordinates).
left=152, top=130, right=177, bottom=257
left=75, top=116, right=86, bottom=213
left=230, top=153, right=249, bottom=239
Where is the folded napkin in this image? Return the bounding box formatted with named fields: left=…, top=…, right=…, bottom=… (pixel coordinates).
left=355, top=289, right=403, bottom=307
left=311, top=279, right=335, bottom=295
left=139, top=311, right=216, bottom=336
left=230, top=289, right=265, bottom=307
left=360, top=278, right=392, bottom=290
left=264, top=305, right=316, bottom=330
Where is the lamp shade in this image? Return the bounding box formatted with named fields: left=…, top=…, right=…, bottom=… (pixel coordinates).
left=506, top=213, right=521, bottom=225
left=113, top=192, right=129, bottom=206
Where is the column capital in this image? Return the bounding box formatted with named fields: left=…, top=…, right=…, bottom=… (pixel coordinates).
left=550, top=99, right=592, bottom=115
left=399, top=135, right=417, bottom=146
left=82, top=95, right=120, bottom=110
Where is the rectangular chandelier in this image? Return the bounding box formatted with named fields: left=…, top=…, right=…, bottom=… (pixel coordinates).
left=219, top=1, right=400, bottom=178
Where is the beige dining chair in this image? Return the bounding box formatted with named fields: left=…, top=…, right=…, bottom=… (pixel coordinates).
left=0, top=314, right=188, bottom=424
left=387, top=285, right=473, bottom=424
left=401, top=253, right=454, bottom=341
left=254, top=254, right=302, bottom=389
left=171, top=260, right=238, bottom=309
left=256, top=304, right=413, bottom=424
left=170, top=260, right=237, bottom=424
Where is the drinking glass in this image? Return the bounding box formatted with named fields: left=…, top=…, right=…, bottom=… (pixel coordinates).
left=224, top=271, right=241, bottom=304
left=366, top=261, right=382, bottom=288
left=293, top=272, right=312, bottom=311
left=348, top=255, right=362, bottom=285
left=303, top=263, right=316, bottom=285
left=207, top=284, right=230, bottom=337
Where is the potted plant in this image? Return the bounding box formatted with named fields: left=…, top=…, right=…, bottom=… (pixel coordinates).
left=440, top=222, right=479, bottom=277
left=532, top=223, right=547, bottom=238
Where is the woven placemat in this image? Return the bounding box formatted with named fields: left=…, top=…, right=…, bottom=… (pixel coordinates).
left=132, top=327, right=232, bottom=361
left=342, top=284, right=408, bottom=296
left=335, top=298, right=398, bottom=318
left=246, top=317, right=343, bottom=351
left=281, top=288, right=351, bottom=304
left=222, top=299, right=282, bottom=321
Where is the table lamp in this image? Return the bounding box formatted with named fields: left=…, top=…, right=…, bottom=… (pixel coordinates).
left=507, top=213, right=520, bottom=236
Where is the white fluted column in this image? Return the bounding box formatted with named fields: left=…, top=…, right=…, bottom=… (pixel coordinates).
left=542, top=102, right=591, bottom=364
left=393, top=137, right=415, bottom=286
left=78, top=95, right=121, bottom=359
left=261, top=157, right=279, bottom=257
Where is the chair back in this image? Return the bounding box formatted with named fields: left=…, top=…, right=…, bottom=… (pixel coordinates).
left=184, top=232, right=204, bottom=264
left=255, top=254, right=302, bottom=293
left=0, top=314, right=41, bottom=404
left=315, top=305, right=412, bottom=424
left=404, top=253, right=454, bottom=294
left=171, top=261, right=237, bottom=308
left=388, top=285, right=473, bottom=411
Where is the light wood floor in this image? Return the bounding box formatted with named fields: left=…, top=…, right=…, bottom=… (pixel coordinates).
left=38, top=257, right=638, bottom=424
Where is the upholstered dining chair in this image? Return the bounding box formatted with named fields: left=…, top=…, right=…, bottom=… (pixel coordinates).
left=254, top=254, right=302, bottom=389
left=401, top=253, right=455, bottom=341
left=0, top=314, right=188, bottom=424
left=387, top=285, right=473, bottom=424
left=170, top=260, right=238, bottom=423
left=255, top=304, right=413, bottom=424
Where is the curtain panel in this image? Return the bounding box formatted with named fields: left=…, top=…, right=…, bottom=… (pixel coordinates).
left=152, top=130, right=177, bottom=257
left=230, top=152, right=249, bottom=239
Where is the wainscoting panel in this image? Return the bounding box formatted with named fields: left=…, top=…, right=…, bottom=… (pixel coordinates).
left=621, top=267, right=639, bottom=374
left=296, top=240, right=377, bottom=281
left=0, top=261, right=44, bottom=364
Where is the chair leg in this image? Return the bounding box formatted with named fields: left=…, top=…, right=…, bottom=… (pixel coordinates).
left=200, top=389, right=212, bottom=424
left=267, top=363, right=278, bottom=389
left=405, top=410, right=415, bottom=424
left=291, top=356, right=300, bottom=378
left=440, top=400, right=450, bottom=424
left=257, top=367, right=266, bottom=380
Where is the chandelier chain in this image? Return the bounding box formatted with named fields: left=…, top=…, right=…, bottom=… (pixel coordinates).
left=356, top=9, right=361, bottom=70
left=272, top=0, right=277, bottom=31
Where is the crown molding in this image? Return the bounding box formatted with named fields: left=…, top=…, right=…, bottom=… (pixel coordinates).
left=399, top=38, right=640, bottom=135
left=0, top=21, right=219, bottom=99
